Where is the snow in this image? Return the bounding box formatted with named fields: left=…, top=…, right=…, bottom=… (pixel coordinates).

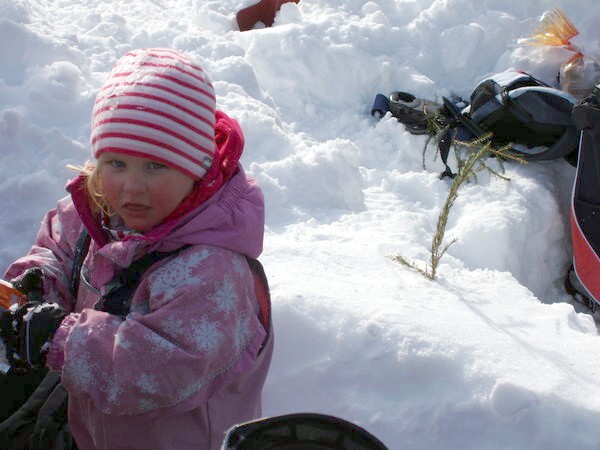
left=1, top=0, right=600, bottom=448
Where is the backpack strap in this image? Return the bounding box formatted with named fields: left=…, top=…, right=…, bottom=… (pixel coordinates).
left=517, top=125, right=579, bottom=161
left=69, top=228, right=91, bottom=300
left=91, top=246, right=272, bottom=326
left=94, top=247, right=190, bottom=319
left=70, top=229, right=272, bottom=327
left=436, top=97, right=486, bottom=178
left=246, top=257, right=271, bottom=331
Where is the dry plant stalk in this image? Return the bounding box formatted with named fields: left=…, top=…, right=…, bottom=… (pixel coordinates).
left=528, top=8, right=579, bottom=52
left=394, top=143, right=492, bottom=280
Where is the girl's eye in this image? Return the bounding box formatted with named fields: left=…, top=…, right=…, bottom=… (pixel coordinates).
left=107, top=160, right=125, bottom=168
left=148, top=162, right=168, bottom=170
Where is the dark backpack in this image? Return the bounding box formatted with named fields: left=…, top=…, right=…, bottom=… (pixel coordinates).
left=461, top=70, right=580, bottom=161
left=565, top=84, right=600, bottom=314
left=372, top=70, right=580, bottom=177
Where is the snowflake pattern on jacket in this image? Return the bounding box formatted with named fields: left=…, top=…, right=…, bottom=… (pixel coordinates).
left=149, top=249, right=211, bottom=305
left=60, top=248, right=263, bottom=415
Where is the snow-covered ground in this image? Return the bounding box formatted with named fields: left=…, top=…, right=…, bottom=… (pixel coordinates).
left=1, top=0, right=600, bottom=448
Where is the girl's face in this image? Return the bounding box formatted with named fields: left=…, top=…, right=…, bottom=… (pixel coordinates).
left=98, top=152, right=196, bottom=232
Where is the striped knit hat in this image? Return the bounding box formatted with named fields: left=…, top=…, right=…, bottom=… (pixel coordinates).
left=91, top=48, right=216, bottom=180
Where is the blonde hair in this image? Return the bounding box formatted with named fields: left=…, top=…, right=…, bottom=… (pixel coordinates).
left=67, top=161, right=114, bottom=216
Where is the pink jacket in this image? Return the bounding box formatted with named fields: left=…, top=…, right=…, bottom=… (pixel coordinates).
left=4, top=168, right=273, bottom=450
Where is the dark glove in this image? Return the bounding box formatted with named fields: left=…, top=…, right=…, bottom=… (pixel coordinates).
left=0, top=371, right=59, bottom=446
left=10, top=267, right=44, bottom=302
left=0, top=302, right=68, bottom=370
left=31, top=379, right=71, bottom=450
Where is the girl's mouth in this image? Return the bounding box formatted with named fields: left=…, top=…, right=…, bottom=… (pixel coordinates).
left=123, top=203, right=149, bottom=209
left=121, top=203, right=151, bottom=215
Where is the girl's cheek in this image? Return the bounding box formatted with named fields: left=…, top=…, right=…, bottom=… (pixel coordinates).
left=99, top=174, right=118, bottom=201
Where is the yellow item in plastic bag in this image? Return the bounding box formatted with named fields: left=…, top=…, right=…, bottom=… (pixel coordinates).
left=528, top=8, right=579, bottom=50
left=527, top=8, right=600, bottom=100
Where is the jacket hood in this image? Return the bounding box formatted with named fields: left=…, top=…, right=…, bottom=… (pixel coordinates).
left=157, top=166, right=265, bottom=258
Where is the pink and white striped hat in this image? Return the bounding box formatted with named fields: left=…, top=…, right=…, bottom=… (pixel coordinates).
left=91, top=48, right=216, bottom=180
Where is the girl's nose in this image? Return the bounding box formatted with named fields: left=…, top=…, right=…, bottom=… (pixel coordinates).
left=122, top=172, right=148, bottom=193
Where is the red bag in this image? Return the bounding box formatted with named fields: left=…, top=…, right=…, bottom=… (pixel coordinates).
left=236, top=0, right=299, bottom=32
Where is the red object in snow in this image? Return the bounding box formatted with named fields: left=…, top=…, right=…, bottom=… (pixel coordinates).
left=236, top=0, right=300, bottom=32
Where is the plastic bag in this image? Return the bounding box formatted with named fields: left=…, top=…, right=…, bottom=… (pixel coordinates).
left=560, top=54, right=600, bottom=100
left=527, top=8, right=600, bottom=99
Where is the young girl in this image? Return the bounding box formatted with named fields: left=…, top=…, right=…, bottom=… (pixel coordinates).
left=0, top=48, right=273, bottom=450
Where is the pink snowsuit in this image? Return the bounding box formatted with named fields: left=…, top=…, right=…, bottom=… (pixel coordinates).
left=4, top=167, right=273, bottom=450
